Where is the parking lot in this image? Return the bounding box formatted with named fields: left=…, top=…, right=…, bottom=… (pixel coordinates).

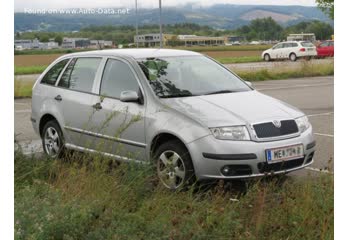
left=15, top=76, right=334, bottom=176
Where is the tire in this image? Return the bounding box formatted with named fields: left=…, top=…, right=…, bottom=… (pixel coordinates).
left=41, top=120, right=65, bottom=158
left=264, top=54, right=271, bottom=62
left=153, top=140, right=195, bottom=190
left=289, top=53, right=297, bottom=61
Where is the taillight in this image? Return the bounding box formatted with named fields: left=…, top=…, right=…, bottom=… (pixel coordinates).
left=300, top=48, right=306, bottom=52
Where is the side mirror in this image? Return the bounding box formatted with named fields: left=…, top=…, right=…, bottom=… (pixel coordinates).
left=245, top=81, right=253, bottom=88
left=120, top=90, right=139, bottom=103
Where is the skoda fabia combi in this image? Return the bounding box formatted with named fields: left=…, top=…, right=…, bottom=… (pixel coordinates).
left=31, top=49, right=316, bottom=189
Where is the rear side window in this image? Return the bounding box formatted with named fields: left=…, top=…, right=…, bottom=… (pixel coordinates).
left=301, top=42, right=314, bottom=47
left=41, top=59, right=69, bottom=85
left=100, top=59, right=139, bottom=99
left=292, top=43, right=298, bottom=47
left=283, top=43, right=293, bottom=48
left=58, top=58, right=101, bottom=93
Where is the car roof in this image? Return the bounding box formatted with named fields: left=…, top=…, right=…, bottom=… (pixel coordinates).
left=63, top=48, right=202, bottom=59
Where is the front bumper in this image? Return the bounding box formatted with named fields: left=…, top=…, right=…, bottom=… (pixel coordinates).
left=187, top=127, right=315, bottom=180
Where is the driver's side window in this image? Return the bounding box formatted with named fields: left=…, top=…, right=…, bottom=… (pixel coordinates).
left=100, top=59, right=140, bottom=99
left=273, top=44, right=282, bottom=50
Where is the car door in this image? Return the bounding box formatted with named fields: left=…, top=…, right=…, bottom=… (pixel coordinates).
left=270, top=43, right=283, bottom=59
left=89, top=57, right=147, bottom=162
left=55, top=57, right=104, bottom=148
left=281, top=43, right=293, bottom=59
left=317, top=42, right=329, bottom=56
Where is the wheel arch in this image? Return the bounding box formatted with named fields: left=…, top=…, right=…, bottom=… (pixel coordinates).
left=39, top=113, right=60, bottom=137
left=149, top=132, right=191, bottom=160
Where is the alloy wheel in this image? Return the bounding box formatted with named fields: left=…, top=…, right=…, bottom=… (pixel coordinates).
left=44, top=127, right=61, bottom=157
left=157, top=150, right=186, bottom=189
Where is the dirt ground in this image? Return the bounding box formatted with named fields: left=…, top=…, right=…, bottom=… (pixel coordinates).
left=15, top=50, right=264, bottom=67
left=14, top=54, right=64, bottom=67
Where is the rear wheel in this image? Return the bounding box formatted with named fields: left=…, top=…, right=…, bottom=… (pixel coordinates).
left=42, top=120, right=65, bottom=158
left=289, top=53, right=297, bottom=61
left=264, top=54, right=271, bottom=62
left=154, top=140, right=195, bottom=190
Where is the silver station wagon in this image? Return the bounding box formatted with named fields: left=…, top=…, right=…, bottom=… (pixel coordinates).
left=31, top=49, right=316, bottom=189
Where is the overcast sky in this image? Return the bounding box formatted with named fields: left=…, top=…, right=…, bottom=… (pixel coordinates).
left=15, top=0, right=317, bottom=12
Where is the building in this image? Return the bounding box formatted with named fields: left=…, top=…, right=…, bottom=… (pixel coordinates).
left=177, top=35, right=225, bottom=46
left=226, top=36, right=245, bottom=44
left=134, top=33, right=176, bottom=47
left=89, top=40, right=114, bottom=49
left=287, top=33, right=316, bottom=42
left=14, top=39, right=40, bottom=49
left=14, top=38, right=58, bottom=50
left=14, top=39, right=32, bottom=49
left=62, top=38, right=90, bottom=49
left=135, top=34, right=226, bottom=47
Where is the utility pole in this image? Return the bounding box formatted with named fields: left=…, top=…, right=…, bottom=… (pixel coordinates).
left=159, top=0, right=163, bottom=48
left=135, top=0, right=139, bottom=48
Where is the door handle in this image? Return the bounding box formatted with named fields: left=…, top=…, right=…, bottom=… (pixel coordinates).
left=92, top=102, right=102, bottom=110
left=54, top=95, right=62, bottom=101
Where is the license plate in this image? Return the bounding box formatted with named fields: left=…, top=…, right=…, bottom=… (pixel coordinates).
left=266, top=144, right=304, bottom=163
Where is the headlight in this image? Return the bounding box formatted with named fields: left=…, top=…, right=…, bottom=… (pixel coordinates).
left=210, top=126, right=250, bottom=141
left=295, top=116, right=310, bottom=133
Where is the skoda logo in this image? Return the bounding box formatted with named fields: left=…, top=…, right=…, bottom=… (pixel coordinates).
left=273, top=120, right=282, bottom=128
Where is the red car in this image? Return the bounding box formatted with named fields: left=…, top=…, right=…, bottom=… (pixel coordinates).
left=317, top=40, right=334, bottom=57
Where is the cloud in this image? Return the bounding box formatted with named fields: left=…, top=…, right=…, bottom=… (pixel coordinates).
left=14, top=0, right=317, bottom=12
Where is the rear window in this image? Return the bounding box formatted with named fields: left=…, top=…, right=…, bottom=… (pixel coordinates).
left=301, top=42, right=315, bottom=47
left=58, top=58, right=101, bottom=93
left=41, top=59, right=69, bottom=85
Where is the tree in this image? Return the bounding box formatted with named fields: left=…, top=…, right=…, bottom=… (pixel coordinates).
left=236, top=17, right=283, bottom=41
left=54, top=35, right=63, bottom=46
left=316, top=0, right=334, bottom=20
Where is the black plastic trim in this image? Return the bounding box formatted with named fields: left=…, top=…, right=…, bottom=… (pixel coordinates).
left=202, top=153, right=257, bottom=160
left=306, top=141, right=316, bottom=150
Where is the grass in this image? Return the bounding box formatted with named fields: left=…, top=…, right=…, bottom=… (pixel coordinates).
left=14, top=79, right=34, bottom=98
left=14, top=48, right=95, bottom=55
left=171, top=45, right=272, bottom=52
left=13, top=55, right=262, bottom=75
left=216, top=56, right=262, bottom=64
left=14, top=45, right=271, bottom=56
left=15, top=65, right=47, bottom=75
left=14, top=150, right=333, bottom=239
left=235, top=61, right=334, bottom=81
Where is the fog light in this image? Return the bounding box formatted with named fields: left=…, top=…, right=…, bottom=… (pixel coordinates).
left=222, top=166, right=230, bottom=175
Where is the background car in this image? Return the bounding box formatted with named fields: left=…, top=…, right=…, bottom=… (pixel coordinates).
left=262, top=41, right=317, bottom=61
left=317, top=40, right=334, bottom=57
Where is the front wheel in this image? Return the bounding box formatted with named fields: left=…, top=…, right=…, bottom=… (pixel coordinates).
left=289, top=53, right=297, bottom=61
left=42, top=120, right=65, bottom=158
left=154, top=140, right=195, bottom=190
left=264, top=54, right=271, bottom=62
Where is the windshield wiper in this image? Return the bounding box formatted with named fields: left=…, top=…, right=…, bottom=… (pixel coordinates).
left=203, top=90, right=238, bottom=95
left=159, top=93, right=196, bottom=98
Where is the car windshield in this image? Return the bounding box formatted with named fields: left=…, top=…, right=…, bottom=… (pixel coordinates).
left=301, top=42, right=314, bottom=47
left=137, top=56, right=251, bottom=98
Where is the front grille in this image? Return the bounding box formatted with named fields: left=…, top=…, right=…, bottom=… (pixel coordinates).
left=253, top=120, right=298, bottom=138
left=258, top=158, right=304, bottom=173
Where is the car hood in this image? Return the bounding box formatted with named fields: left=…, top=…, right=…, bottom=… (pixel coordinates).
left=161, top=90, right=303, bottom=128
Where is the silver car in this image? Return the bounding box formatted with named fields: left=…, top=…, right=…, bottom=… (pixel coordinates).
left=31, top=49, right=316, bottom=189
